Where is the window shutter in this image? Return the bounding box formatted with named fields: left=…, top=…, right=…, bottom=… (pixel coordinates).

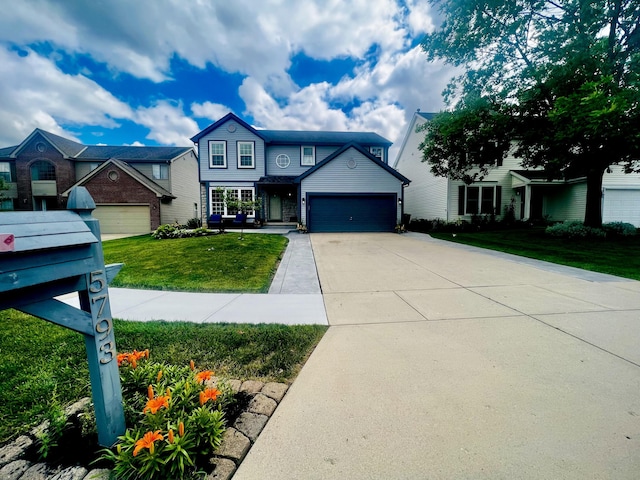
left=495, top=186, right=502, bottom=215
left=458, top=185, right=465, bottom=215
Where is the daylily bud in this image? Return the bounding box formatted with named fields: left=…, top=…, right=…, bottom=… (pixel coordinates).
left=131, top=358, right=137, bottom=369
left=178, top=422, right=185, bottom=437
left=168, top=429, right=174, bottom=444
left=157, top=370, right=163, bottom=382
left=148, top=385, right=154, bottom=400
left=190, top=360, right=195, bottom=371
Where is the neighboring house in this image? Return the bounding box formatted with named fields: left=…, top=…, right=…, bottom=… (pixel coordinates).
left=393, top=110, right=640, bottom=227
left=0, top=129, right=199, bottom=233
left=191, top=112, right=410, bottom=233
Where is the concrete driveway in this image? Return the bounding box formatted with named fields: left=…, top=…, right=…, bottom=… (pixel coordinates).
left=235, top=233, right=640, bottom=479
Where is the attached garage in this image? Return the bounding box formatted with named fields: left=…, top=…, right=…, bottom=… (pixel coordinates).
left=308, top=194, right=396, bottom=232
left=603, top=188, right=640, bottom=227
left=93, top=205, right=151, bottom=234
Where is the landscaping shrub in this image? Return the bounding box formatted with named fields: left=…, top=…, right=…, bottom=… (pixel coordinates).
left=151, top=224, right=210, bottom=239
left=602, top=222, right=637, bottom=238
left=99, top=350, right=235, bottom=479
left=185, top=217, right=202, bottom=229
left=545, top=221, right=606, bottom=239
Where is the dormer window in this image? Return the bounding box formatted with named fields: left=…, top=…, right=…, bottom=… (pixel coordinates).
left=301, top=146, right=315, bottom=166
left=369, top=147, right=384, bottom=162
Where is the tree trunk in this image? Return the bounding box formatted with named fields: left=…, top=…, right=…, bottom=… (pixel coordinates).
left=583, top=168, right=605, bottom=227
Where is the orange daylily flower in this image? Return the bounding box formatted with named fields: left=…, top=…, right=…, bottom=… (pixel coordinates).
left=133, top=430, right=164, bottom=457
left=116, top=353, right=128, bottom=366
left=195, top=370, right=214, bottom=384
left=199, top=388, right=221, bottom=405
left=143, top=395, right=170, bottom=414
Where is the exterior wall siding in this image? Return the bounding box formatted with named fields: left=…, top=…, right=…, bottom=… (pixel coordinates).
left=130, top=162, right=171, bottom=191
left=394, top=116, right=448, bottom=221
left=198, top=121, right=265, bottom=182
left=160, top=150, right=200, bottom=225
left=544, top=183, right=587, bottom=221
left=300, top=149, right=403, bottom=225
left=603, top=165, right=640, bottom=187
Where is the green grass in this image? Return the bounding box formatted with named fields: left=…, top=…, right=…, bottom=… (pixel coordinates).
left=0, top=309, right=327, bottom=444
left=102, top=233, right=288, bottom=292
left=429, top=228, right=640, bottom=280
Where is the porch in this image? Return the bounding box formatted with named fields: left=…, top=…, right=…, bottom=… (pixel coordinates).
left=257, top=176, right=299, bottom=225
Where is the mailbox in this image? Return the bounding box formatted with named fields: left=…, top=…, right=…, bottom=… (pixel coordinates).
left=0, top=187, right=125, bottom=446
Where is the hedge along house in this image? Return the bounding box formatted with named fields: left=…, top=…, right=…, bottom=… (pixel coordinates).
left=393, top=110, right=640, bottom=227
left=191, top=113, right=411, bottom=233
left=0, top=129, right=199, bottom=234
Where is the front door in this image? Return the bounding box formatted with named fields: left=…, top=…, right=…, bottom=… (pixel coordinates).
left=269, top=195, right=283, bottom=221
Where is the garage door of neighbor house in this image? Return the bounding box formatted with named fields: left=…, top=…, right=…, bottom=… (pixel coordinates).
left=93, top=205, right=151, bottom=234
left=603, top=189, right=640, bottom=227
left=308, top=194, right=396, bottom=232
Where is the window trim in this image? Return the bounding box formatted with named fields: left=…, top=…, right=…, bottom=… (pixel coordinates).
left=237, top=141, right=255, bottom=169
left=369, top=146, right=384, bottom=162
left=458, top=184, right=502, bottom=216
left=209, top=140, right=227, bottom=169
left=209, top=186, right=257, bottom=217
left=30, top=160, right=56, bottom=181
left=152, top=163, right=169, bottom=180
left=0, top=162, right=12, bottom=182
left=301, top=146, right=315, bottom=166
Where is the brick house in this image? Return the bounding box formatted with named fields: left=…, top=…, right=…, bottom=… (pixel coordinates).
left=0, top=129, right=199, bottom=233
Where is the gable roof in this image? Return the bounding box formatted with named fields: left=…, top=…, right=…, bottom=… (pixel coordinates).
left=1, top=128, right=192, bottom=162
left=190, top=112, right=392, bottom=146
left=295, top=142, right=410, bottom=185
left=416, top=111, right=438, bottom=121
left=190, top=112, right=268, bottom=143
left=62, top=159, right=175, bottom=198
left=392, top=110, right=434, bottom=168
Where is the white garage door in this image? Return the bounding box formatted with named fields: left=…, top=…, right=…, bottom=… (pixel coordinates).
left=603, top=189, right=640, bottom=227
left=93, top=205, right=151, bottom=234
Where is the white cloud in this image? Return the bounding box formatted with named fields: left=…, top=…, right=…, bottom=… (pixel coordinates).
left=190, top=102, right=235, bottom=122
left=0, top=47, right=133, bottom=145
left=134, top=100, right=200, bottom=146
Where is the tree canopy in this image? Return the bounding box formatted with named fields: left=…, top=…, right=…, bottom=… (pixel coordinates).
left=420, top=0, right=640, bottom=226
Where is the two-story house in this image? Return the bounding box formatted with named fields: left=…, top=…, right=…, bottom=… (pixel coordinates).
left=191, top=113, right=410, bottom=233
left=394, top=110, right=640, bottom=227
left=0, top=129, right=199, bottom=233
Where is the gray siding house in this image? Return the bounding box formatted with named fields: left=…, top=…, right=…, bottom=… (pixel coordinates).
left=191, top=113, right=410, bottom=233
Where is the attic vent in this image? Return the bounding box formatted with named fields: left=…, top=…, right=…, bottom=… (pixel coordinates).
left=36, top=142, right=46, bottom=152
left=346, top=158, right=357, bottom=169
left=276, top=154, right=290, bottom=168
left=108, top=170, right=119, bottom=182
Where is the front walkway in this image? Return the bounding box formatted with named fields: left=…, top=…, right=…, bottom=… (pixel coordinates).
left=235, top=232, right=640, bottom=479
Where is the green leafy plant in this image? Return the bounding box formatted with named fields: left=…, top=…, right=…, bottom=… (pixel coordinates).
left=545, top=221, right=606, bottom=239
left=151, top=224, right=210, bottom=239
left=99, top=350, right=233, bottom=479
left=36, top=399, right=69, bottom=460
left=602, top=222, right=637, bottom=238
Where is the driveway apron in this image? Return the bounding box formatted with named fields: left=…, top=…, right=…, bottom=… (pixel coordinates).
left=235, top=233, right=640, bottom=480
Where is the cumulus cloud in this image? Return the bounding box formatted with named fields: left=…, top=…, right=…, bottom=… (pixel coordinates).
left=0, top=47, right=133, bottom=145
left=190, top=102, right=235, bottom=122
left=134, top=100, right=200, bottom=146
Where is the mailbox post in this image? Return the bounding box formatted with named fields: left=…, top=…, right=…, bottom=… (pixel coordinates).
left=0, top=187, right=125, bottom=446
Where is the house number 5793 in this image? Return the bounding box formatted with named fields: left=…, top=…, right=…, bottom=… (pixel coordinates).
left=88, top=270, right=115, bottom=364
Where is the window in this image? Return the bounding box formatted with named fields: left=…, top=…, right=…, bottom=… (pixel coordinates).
left=210, top=187, right=256, bottom=217
left=458, top=185, right=502, bottom=215
left=0, top=162, right=12, bottom=182
left=152, top=164, right=169, bottom=180
left=301, top=146, right=315, bottom=166
left=209, top=141, right=227, bottom=168
left=88, top=163, right=100, bottom=172
left=237, top=142, right=255, bottom=168
left=369, top=147, right=384, bottom=162
left=30, top=160, right=55, bottom=180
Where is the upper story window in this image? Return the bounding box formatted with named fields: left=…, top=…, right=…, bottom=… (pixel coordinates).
left=30, top=160, right=56, bottom=180
left=0, top=162, right=12, bottom=182
left=152, top=164, right=169, bottom=180
left=88, top=162, right=100, bottom=172
left=369, top=147, right=384, bottom=162
left=301, top=146, right=315, bottom=166
left=209, top=141, right=227, bottom=168
left=238, top=141, right=255, bottom=168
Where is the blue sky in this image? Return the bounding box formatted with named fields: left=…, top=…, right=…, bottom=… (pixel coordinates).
left=0, top=0, right=454, bottom=161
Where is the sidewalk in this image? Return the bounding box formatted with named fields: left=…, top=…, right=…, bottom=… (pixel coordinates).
left=61, top=232, right=328, bottom=325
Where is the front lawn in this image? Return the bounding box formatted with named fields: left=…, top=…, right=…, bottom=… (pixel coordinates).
left=0, top=309, right=327, bottom=445
left=102, top=233, right=288, bottom=292
left=429, top=228, right=640, bottom=281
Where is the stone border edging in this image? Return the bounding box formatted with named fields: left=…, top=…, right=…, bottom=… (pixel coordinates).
left=0, top=379, right=289, bottom=480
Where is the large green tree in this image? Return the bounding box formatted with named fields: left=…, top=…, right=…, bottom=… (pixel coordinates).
left=420, top=0, right=640, bottom=226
